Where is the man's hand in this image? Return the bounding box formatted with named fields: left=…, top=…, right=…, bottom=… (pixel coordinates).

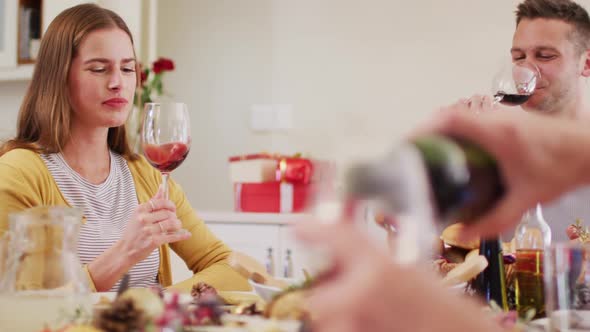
left=425, top=108, right=590, bottom=238
left=452, top=94, right=498, bottom=113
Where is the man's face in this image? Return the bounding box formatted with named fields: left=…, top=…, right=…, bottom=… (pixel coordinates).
left=512, top=18, right=587, bottom=114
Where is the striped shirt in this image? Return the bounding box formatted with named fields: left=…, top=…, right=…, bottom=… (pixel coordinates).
left=41, top=151, right=160, bottom=291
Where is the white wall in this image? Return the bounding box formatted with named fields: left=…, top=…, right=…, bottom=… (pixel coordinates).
left=0, top=81, right=27, bottom=138
left=158, top=0, right=590, bottom=211
left=98, top=0, right=144, bottom=59
left=1, top=1, right=590, bottom=210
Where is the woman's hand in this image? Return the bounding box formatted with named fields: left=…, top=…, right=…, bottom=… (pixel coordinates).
left=88, top=189, right=191, bottom=291
left=119, top=189, right=191, bottom=263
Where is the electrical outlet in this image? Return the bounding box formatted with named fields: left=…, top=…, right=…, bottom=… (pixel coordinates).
left=274, top=104, right=293, bottom=130
left=250, top=104, right=294, bottom=132
left=250, top=104, right=274, bottom=131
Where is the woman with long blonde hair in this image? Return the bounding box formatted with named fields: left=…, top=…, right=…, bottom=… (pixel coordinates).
left=0, top=3, right=248, bottom=292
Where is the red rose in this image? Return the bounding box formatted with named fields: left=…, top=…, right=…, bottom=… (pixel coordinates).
left=140, top=69, right=148, bottom=86
left=152, top=57, right=175, bottom=74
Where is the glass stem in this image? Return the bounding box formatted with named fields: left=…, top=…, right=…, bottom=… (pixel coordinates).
left=161, top=172, right=170, bottom=200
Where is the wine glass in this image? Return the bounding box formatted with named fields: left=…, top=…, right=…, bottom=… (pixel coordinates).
left=492, top=60, right=540, bottom=106
left=141, top=102, right=191, bottom=200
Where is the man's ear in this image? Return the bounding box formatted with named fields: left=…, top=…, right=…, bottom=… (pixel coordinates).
left=581, top=49, right=590, bottom=77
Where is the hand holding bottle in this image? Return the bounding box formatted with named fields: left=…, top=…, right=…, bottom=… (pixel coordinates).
left=424, top=108, right=590, bottom=238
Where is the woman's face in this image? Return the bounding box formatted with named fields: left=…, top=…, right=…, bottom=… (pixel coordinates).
left=68, top=28, right=136, bottom=130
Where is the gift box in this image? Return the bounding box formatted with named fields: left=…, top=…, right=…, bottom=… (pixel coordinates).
left=228, top=154, right=280, bottom=183
left=229, top=152, right=334, bottom=213
left=233, top=182, right=315, bottom=213
left=229, top=153, right=316, bottom=184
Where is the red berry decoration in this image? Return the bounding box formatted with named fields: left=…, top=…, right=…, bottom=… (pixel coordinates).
left=567, top=219, right=590, bottom=242
left=568, top=224, right=580, bottom=240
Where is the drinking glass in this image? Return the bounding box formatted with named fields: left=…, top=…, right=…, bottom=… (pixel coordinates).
left=544, top=242, right=590, bottom=331
left=0, top=207, right=91, bottom=331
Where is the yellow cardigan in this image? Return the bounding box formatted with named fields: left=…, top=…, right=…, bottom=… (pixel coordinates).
left=0, top=148, right=250, bottom=292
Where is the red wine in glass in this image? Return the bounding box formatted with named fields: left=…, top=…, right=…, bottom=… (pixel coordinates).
left=493, top=92, right=532, bottom=106
left=143, top=142, right=190, bottom=173
left=492, top=61, right=539, bottom=107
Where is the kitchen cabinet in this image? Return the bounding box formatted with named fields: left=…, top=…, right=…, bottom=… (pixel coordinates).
left=207, top=222, right=282, bottom=276
left=168, top=212, right=311, bottom=283
left=168, top=210, right=386, bottom=284
left=278, top=224, right=311, bottom=280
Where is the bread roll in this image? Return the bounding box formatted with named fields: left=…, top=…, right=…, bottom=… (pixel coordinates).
left=442, top=255, right=488, bottom=286
left=441, top=223, right=480, bottom=250
left=442, top=246, right=470, bottom=264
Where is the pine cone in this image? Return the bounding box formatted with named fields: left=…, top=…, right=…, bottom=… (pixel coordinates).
left=191, top=282, right=218, bottom=301
left=94, top=298, right=147, bottom=332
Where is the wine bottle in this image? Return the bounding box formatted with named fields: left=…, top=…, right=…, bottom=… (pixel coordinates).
left=475, top=237, right=508, bottom=310
left=344, top=134, right=506, bottom=262
left=346, top=134, right=505, bottom=226
left=514, top=203, right=551, bottom=318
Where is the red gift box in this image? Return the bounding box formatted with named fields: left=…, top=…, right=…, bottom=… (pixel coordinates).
left=276, top=157, right=313, bottom=184
left=229, top=153, right=315, bottom=184
left=234, top=182, right=314, bottom=213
